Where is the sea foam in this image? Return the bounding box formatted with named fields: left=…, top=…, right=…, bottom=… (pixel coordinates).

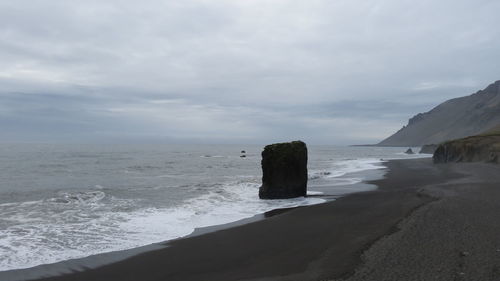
left=0, top=146, right=430, bottom=272
left=0, top=182, right=324, bottom=271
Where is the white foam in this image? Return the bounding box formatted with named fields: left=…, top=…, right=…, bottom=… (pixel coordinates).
left=0, top=184, right=324, bottom=271
left=307, top=191, right=324, bottom=195
left=312, top=178, right=362, bottom=187
left=0, top=153, right=426, bottom=272
left=308, top=158, right=384, bottom=185
left=330, top=158, right=385, bottom=177
left=118, top=182, right=325, bottom=242
left=389, top=153, right=432, bottom=159
left=200, top=155, right=225, bottom=158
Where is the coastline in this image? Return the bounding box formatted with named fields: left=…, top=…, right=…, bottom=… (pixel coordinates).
left=0, top=158, right=387, bottom=281
left=6, top=157, right=500, bottom=281
left=0, top=161, right=386, bottom=281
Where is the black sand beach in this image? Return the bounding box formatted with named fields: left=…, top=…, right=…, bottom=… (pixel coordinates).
left=15, top=158, right=500, bottom=281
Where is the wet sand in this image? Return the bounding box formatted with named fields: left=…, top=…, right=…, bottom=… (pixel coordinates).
left=18, top=158, right=500, bottom=280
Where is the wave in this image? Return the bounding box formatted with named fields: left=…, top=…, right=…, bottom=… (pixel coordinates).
left=200, top=155, right=225, bottom=158
left=0, top=153, right=423, bottom=272
left=126, top=165, right=162, bottom=171
left=306, top=191, right=324, bottom=195
left=0, top=183, right=324, bottom=271
left=309, top=158, right=384, bottom=183
left=46, top=191, right=106, bottom=204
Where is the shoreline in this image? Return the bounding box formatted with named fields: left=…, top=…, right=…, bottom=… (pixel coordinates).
left=7, top=157, right=498, bottom=281
left=0, top=158, right=437, bottom=281
left=0, top=161, right=386, bottom=281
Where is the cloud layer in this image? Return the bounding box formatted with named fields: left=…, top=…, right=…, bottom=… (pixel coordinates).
left=1, top=0, right=499, bottom=144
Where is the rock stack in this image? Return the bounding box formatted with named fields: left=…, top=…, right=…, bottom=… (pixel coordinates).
left=259, top=141, right=308, bottom=199
left=405, top=148, right=415, bottom=154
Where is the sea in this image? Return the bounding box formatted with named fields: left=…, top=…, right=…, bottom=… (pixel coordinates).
left=0, top=144, right=429, bottom=272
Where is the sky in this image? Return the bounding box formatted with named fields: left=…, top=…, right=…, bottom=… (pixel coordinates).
left=1, top=0, right=499, bottom=145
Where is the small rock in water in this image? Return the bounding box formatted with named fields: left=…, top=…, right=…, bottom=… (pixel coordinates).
left=405, top=148, right=415, bottom=154
left=241, top=150, right=246, bottom=153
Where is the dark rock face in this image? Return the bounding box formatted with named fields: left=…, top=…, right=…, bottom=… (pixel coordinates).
left=405, top=148, right=415, bottom=154
left=259, top=141, right=308, bottom=199
left=433, top=134, right=500, bottom=164
left=419, top=144, right=438, bottom=154
left=378, top=80, right=500, bottom=146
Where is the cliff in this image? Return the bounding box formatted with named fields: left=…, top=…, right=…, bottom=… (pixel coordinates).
left=433, top=130, right=500, bottom=163
left=378, top=80, right=500, bottom=146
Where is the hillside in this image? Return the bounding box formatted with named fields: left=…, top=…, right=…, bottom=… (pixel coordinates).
left=483, top=124, right=500, bottom=135
left=378, top=80, right=500, bottom=146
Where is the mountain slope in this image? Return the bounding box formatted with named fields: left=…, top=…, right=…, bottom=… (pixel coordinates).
left=378, top=80, right=500, bottom=146
left=483, top=124, right=500, bottom=135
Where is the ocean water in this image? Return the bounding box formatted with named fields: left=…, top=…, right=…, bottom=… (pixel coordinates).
left=0, top=144, right=428, bottom=271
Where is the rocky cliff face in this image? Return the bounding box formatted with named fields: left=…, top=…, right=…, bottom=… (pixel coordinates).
left=433, top=133, right=500, bottom=164
left=259, top=141, right=308, bottom=199
left=379, top=80, right=500, bottom=146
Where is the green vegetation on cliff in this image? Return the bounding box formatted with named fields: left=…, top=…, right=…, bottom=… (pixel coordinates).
left=480, top=124, right=500, bottom=136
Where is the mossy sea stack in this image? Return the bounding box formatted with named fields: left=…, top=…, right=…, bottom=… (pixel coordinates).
left=259, top=141, right=308, bottom=199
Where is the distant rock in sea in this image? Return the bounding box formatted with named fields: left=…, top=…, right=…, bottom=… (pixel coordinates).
left=259, top=141, right=308, bottom=199
left=405, top=148, right=415, bottom=154
left=378, top=80, right=500, bottom=146
left=433, top=128, right=500, bottom=163
left=419, top=144, right=438, bottom=154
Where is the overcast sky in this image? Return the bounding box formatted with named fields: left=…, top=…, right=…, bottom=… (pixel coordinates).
left=1, top=0, right=499, bottom=144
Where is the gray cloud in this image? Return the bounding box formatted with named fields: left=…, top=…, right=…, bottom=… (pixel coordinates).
left=1, top=0, right=499, bottom=144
